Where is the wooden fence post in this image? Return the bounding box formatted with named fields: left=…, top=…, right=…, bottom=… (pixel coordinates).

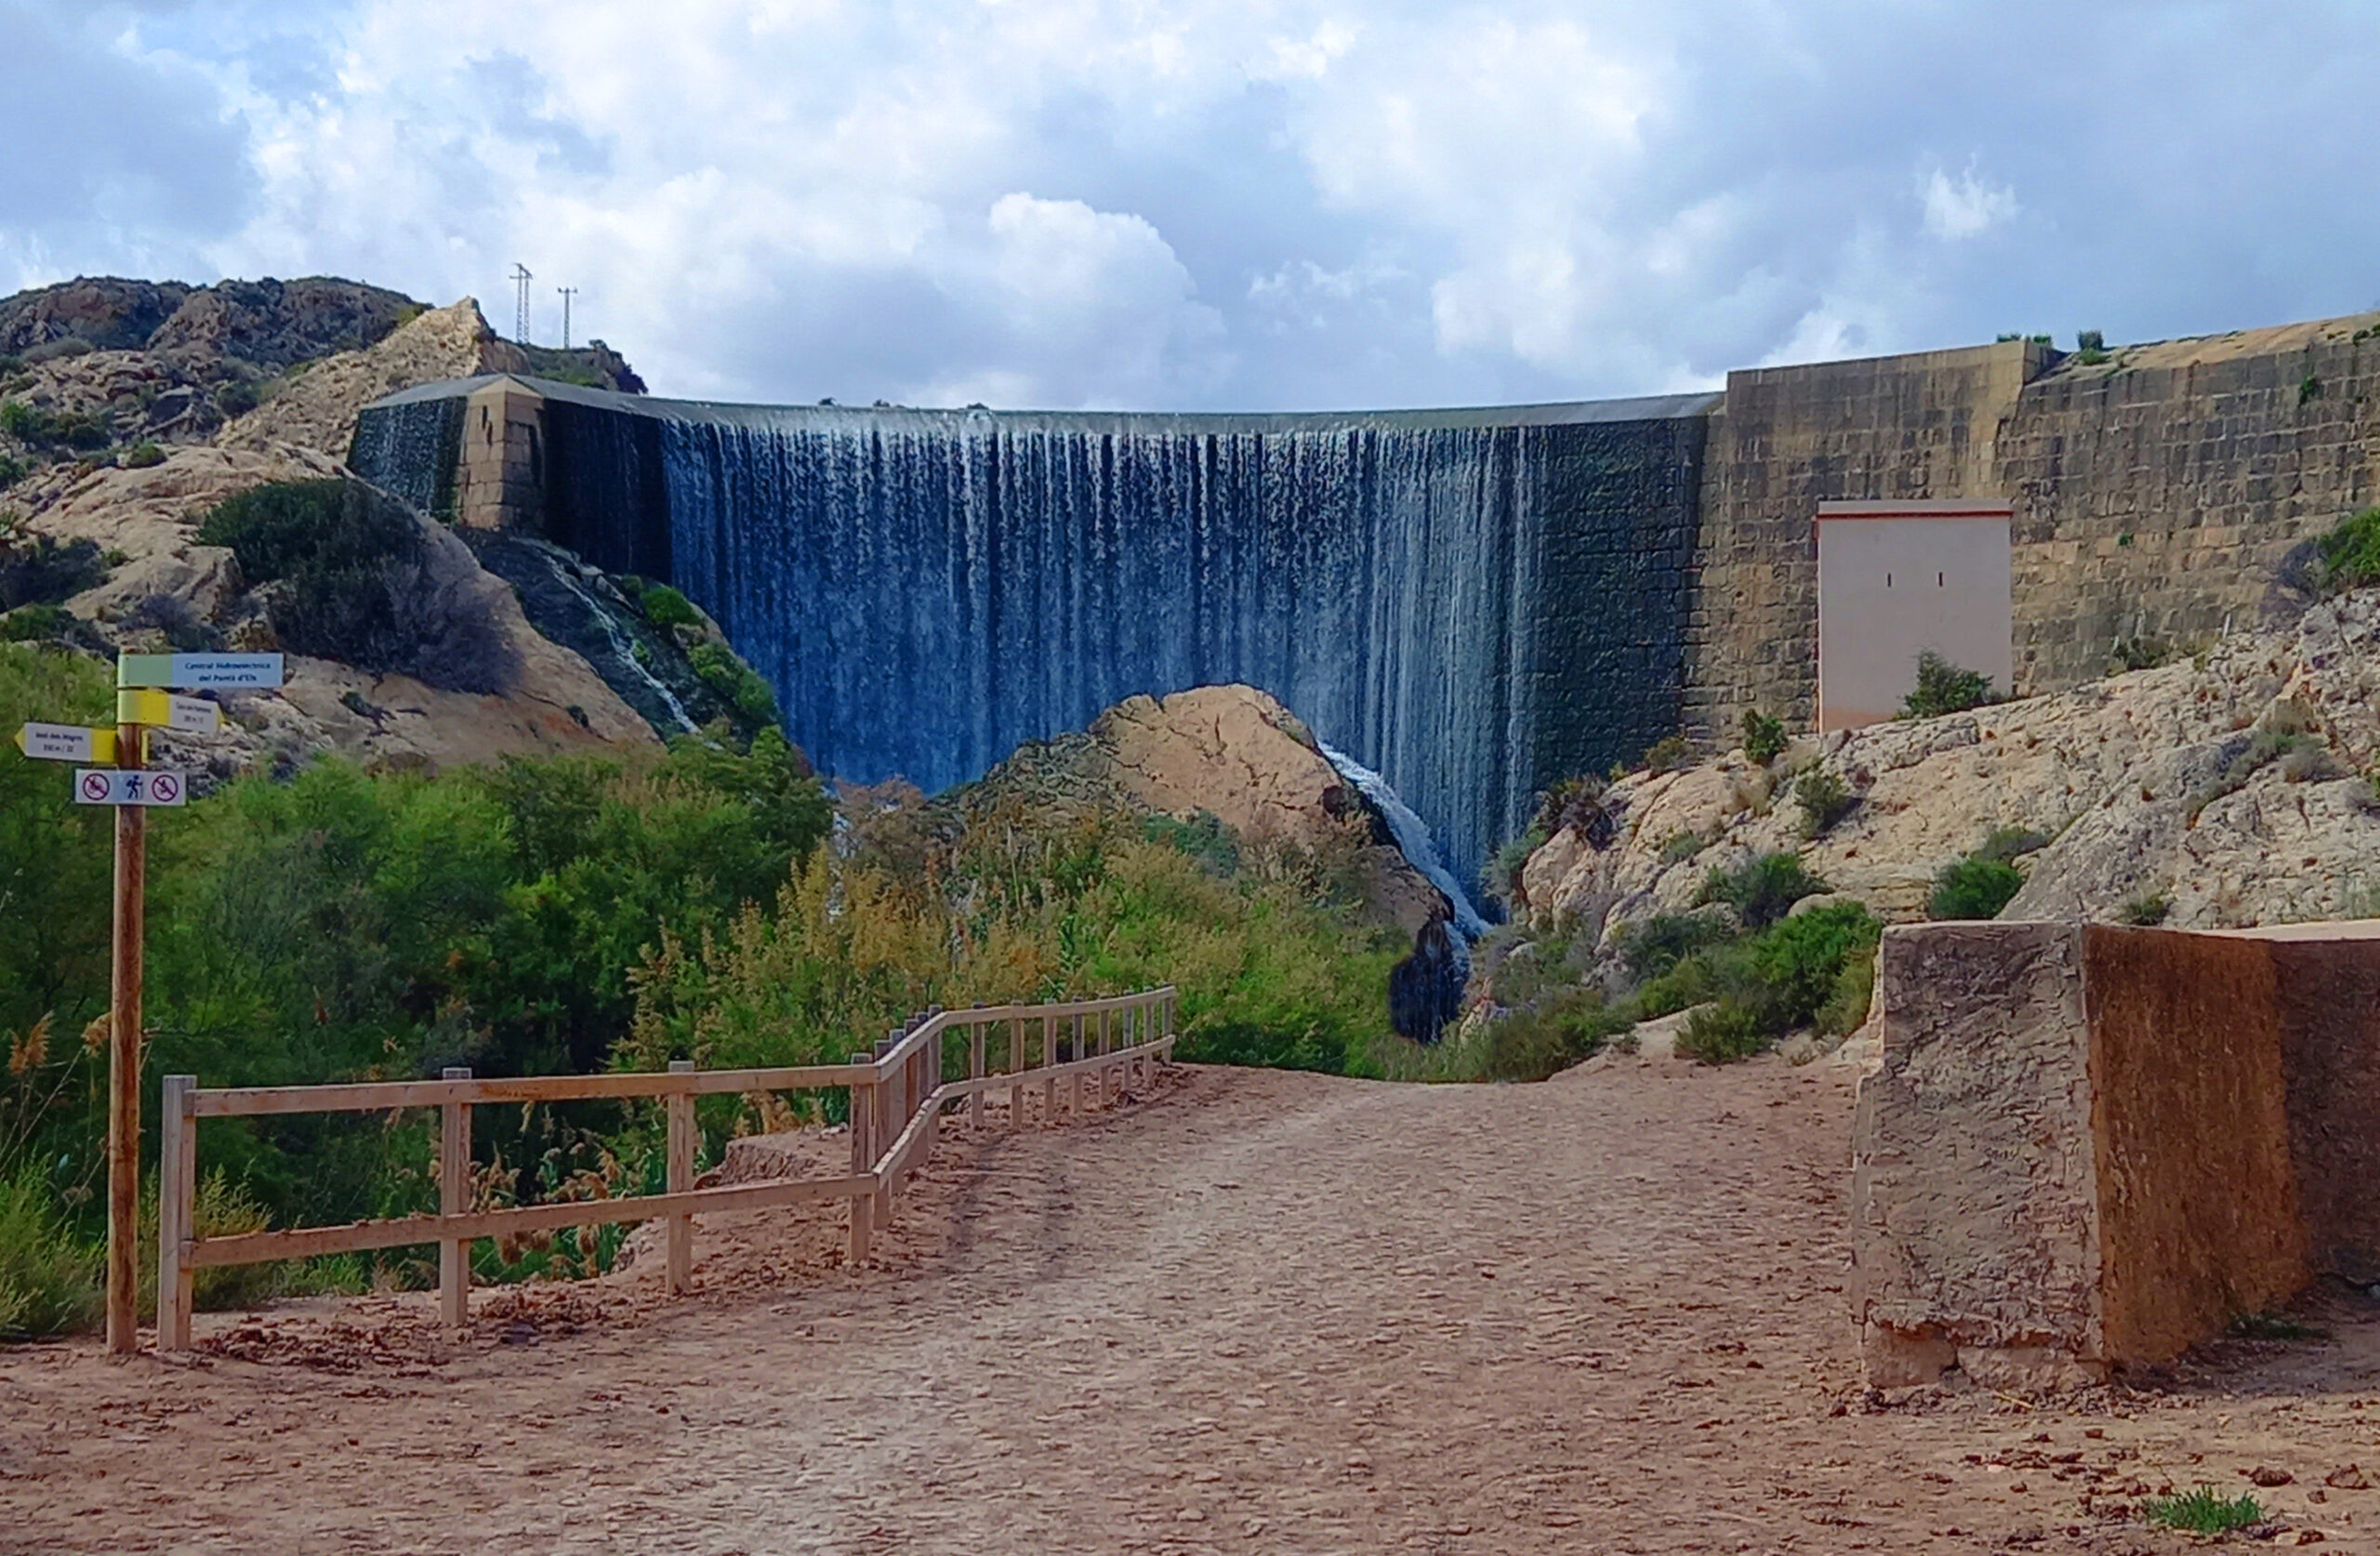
left=1009, top=1016, right=1025, bottom=1127
left=968, top=1016, right=986, bottom=1132
left=1040, top=1013, right=1056, bottom=1123
left=156, top=1074, right=196, bottom=1352
left=848, top=1055, right=875, bottom=1264
left=665, top=1060, right=694, bottom=1296
left=877, top=1031, right=901, bottom=1220
left=439, top=1066, right=472, bottom=1328
left=1072, top=1013, right=1088, bottom=1117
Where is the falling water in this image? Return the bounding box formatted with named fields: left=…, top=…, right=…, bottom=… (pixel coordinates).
left=354, top=380, right=1714, bottom=890
left=1319, top=743, right=1490, bottom=940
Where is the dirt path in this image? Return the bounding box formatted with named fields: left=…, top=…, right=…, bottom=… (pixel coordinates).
left=5, top=1058, right=2379, bottom=1554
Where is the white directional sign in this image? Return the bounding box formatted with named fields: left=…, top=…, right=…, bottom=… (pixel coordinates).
left=73, top=769, right=187, bottom=807
left=15, top=722, right=118, bottom=764
left=116, top=653, right=284, bottom=690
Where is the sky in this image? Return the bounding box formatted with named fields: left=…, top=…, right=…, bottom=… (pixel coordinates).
left=7, top=0, right=2378, bottom=411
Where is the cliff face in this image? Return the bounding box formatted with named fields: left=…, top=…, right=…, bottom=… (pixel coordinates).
left=1, top=283, right=663, bottom=780
left=1520, top=587, right=2380, bottom=956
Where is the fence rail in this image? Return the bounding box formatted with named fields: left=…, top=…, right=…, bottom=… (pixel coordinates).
left=155, top=986, right=1178, bottom=1350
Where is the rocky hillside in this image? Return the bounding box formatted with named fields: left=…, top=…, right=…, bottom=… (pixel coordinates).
left=0, top=278, right=680, bottom=777
left=1513, top=585, right=2380, bottom=962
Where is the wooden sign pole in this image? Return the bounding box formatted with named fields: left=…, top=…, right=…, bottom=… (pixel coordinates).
left=104, top=720, right=145, bottom=1353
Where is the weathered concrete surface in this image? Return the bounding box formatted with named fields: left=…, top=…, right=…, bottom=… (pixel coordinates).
left=1856, top=918, right=2380, bottom=1388
left=2082, top=926, right=2305, bottom=1365
left=1851, top=923, right=2105, bottom=1389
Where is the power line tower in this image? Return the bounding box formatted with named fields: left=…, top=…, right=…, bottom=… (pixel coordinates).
left=510, top=263, right=534, bottom=346
left=556, top=286, right=578, bottom=350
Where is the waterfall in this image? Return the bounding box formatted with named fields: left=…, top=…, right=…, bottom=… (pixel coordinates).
left=353, top=380, right=1715, bottom=890
left=1319, top=743, right=1490, bottom=939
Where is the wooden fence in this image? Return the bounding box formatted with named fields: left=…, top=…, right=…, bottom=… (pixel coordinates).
left=154, top=986, right=1178, bottom=1351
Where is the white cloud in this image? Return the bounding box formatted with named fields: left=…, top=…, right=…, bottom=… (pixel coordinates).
left=1921, top=163, right=2020, bottom=242
left=16, top=0, right=2380, bottom=410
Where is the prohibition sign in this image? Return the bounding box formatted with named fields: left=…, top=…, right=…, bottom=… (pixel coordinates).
left=150, top=772, right=180, bottom=803
left=81, top=771, right=110, bottom=802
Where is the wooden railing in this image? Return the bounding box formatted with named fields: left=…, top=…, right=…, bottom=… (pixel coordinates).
left=154, top=986, right=1178, bottom=1351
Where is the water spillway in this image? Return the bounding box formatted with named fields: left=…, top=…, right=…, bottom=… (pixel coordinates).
left=356, top=378, right=1715, bottom=890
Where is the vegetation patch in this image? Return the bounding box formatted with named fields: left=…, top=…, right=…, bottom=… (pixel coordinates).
left=2141, top=1484, right=2263, bottom=1535
left=1792, top=767, right=1856, bottom=839
left=1899, top=650, right=1998, bottom=719
left=2314, top=506, right=2380, bottom=592
left=1740, top=707, right=1787, bottom=766
left=1698, top=851, right=1830, bottom=930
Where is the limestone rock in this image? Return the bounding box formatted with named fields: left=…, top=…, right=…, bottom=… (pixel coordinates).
left=1524, top=587, right=2380, bottom=950
left=217, top=299, right=527, bottom=462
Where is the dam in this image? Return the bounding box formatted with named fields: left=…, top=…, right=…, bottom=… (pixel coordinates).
left=351, top=310, right=2380, bottom=891
left=352, top=378, right=1714, bottom=888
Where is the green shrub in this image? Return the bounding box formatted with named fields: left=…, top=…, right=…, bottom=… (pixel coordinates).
left=1793, top=768, right=1855, bottom=839
left=0, top=1169, right=100, bottom=1340
left=2110, top=636, right=2171, bottom=672
left=1463, top=988, right=1633, bottom=1082
left=688, top=640, right=779, bottom=726
left=1899, top=650, right=1997, bottom=719
left=1531, top=775, right=1614, bottom=848
left=1815, top=948, right=1876, bottom=1036
left=2315, top=506, right=2380, bottom=592
left=2142, top=1485, right=2263, bottom=1535
left=1675, top=1001, right=1770, bottom=1064
left=1142, top=811, right=1239, bottom=877
left=0, top=602, right=66, bottom=641
left=214, top=377, right=262, bottom=417
left=1487, top=824, right=1547, bottom=909
left=2119, top=893, right=2171, bottom=927
left=0, top=455, right=25, bottom=489
left=1929, top=855, right=2025, bottom=920
left=121, top=442, right=165, bottom=469
left=1748, top=903, right=1882, bottom=1028
left=1612, top=913, right=1733, bottom=983
left=640, top=583, right=699, bottom=629
left=1697, top=852, right=1829, bottom=930
left=1740, top=708, right=1787, bottom=765
left=2076, top=329, right=2105, bottom=352
left=1640, top=733, right=1693, bottom=772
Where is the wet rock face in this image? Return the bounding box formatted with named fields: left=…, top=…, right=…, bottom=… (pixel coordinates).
left=1388, top=916, right=1466, bottom=1044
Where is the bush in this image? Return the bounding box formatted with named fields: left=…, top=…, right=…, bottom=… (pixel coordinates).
left=687, top=640, right=779, bottom=726
left=1792, top=768, right=1855, bottom=839
left=1658, top=830, right=1707, bottom=864
left=1697, top=852, right=1829, bottom=930
left=1675, top=1002, right=1769, bottom=1064
left=0, top=1168, right=100, bottom=1340
left=0, top=533, right=107, bottom=613
left=1899, top=650, right=1997, bottom=719
left=121, top=442, right=165, bottom=469
left=1640, top=733, right=1692, bottom=772
left=1532, top=775, right=1615, bottom=849
left=0, top=455, right=25, bottom=489
left=1741, top=708, right=1787, bottom=765
left=640, top=584, right=699, bottom=629
left=2119, top=893, right=2171, bottom=927
left=1487, top=824, right=1547, bottom=910
left=2315, top=507, right=2380, bottom=593
left=1815, top=948, right=1875, bottom=1037
left=1611, top=912, right=1733, bottom=983
left=1929, top=855, right=2025, bottom=920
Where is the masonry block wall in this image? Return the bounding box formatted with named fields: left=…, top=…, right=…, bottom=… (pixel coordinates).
left=1685, top=317, right=2380, bottom=743
left=455, top=377, right=547, bottom=534
left=1853, top=920, right=2380, bottom=1388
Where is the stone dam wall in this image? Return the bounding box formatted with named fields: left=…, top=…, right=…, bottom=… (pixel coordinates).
left=351, top=309, right=2380, bottom=873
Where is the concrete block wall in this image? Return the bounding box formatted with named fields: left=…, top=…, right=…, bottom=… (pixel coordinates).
left=1852, top=919, right=2380, bottom=1389
left=1684, top=317, right=2380, bottom=745
left=454, top=376, right=547, bottom=533
left=1682, top=341, right=2048, bottom=742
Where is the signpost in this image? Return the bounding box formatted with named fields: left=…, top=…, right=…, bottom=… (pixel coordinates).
left=11, top=650, right=281, bottom=1353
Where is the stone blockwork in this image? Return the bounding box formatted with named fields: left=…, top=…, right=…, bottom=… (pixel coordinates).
left=455, top=376, right=546, bottom=533
left=1685, top=341, right=2049, bottom=740
left=1686, top=315, right=2380, bottom=743
left=1853, top=919, right=2380, bottom=1389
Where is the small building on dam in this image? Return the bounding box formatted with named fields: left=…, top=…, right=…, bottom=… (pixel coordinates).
left=350, top=310, right=2380, bottom=890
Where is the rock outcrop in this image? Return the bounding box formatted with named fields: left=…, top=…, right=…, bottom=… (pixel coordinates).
left=963, top=683, right=1453, bottom=940
left=1517, top=589, right=2380, bottom=952
left=216, top=299, right=527, bottom=459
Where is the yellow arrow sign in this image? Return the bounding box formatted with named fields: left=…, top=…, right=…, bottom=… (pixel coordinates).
left=15, top=722, right=119, bottom=764
left=115, top=689, right=222, bottom=733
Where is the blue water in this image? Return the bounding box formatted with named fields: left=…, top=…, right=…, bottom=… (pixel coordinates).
left=656, top=412, right=1550, bottom=889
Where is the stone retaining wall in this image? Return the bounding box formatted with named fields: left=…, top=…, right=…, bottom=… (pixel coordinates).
left=1852, top=919, right=2380, bottom=1388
